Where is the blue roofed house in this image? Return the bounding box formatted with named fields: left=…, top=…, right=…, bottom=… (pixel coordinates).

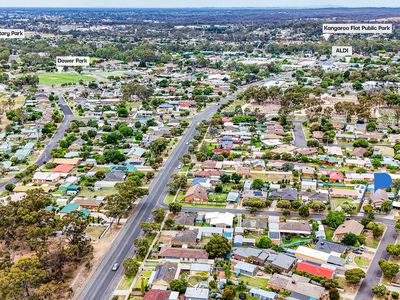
left=59, top=203, right=90, bottom=219
left=226, top=191, right=239, bottom=203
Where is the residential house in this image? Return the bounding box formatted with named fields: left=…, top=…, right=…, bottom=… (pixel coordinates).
left=143, top=290, right=170, bottom=300
left=32, top=172, right=60, bottom=183
left=301, top=190, right=329, bottom=203
left=242, top=218, right=268, bottom=233
left=234, top=261, right=258, bottom=276
left=184, top=184, right=208, bottom=203
left=333, top=220, right=364, bottom=242
left=314, top=239, right=348, bottom=256
left=158, top=248, right=209, bottom=262
left=279, top=220, right=312, bottom=236
left=232, top=247, right=269, bottom=265
left=269, top=253, right=296, bottom=272
left=370, top=189, right=388, bottom=208
left=268, top=273, right=326, bottom=300
left=233, top=235, right=256, bottom=247
left=226, top=191, right=239, bottom=203
left=174, top=213, right=197, bottom=226
left=328, top=171, right=344, bottom=183
left=295, top=246, right=345, bottom=266
left=171, top=230, right=198, bottom=246
left=296, top=261, right=334, bottom=279
left=205, top=212, right=235, bottom=228
left=184, top=288, right=209, bottom=300
left=151, top=262, right=178, bottom=288
left=269, top=188, right=298, bottom=201
left=249, top=288, right=277, bottom=300
left=59, top=203, right=90, bottom=219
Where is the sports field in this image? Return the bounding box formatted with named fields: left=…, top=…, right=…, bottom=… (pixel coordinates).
left=38, top=73, right=95, bottom=85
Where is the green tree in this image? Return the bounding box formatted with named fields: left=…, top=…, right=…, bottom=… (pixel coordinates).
left=325, top=211, right=345, bottom=229
left=251, top=179, right=264, bottom=190
left=222, top=285, right=235, bottom=300
left=379, top=259, right=399, bottom=278
left=291, top=200, right=302, bottom=209
left=345, top=268, right=365, bottom=284
left=152, top=208, right=165, bottom=223
left=329, top=288, right=340, bottom=300
left=123, top=258, right=140, bottom=277
left=255, top=236, right=272, bottom=249
left=341, top=233, right=358, bottom=246
left=298, top=205, right=310, bottom=217
left=105, top=194, right=129, bottom=224
left=372, top=284, right=387, bottom=297
left=168, top=202, right=182, bottom=214
left=169, top=278, right=187, bottom=293
left=387, top=244, right=400, bottom=256
left=205, top=235, right=231, bottom=259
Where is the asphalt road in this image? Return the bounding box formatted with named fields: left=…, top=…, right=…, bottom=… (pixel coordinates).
left=0, top=96, right=74, bottom=191
left=293, top=120, right=307, bottom=147
left=354, top=221, right=397, bottom=300
left=76, top=102, right=227, bottom=300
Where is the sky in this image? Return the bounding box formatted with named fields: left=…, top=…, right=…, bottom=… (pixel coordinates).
left=0, top=0, right=399, bottom=8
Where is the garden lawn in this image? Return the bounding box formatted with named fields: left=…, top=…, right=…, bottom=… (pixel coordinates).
left=38, top=72, right=95, bottom=85
left=324, top=226, right=334, bottom=241
left=118, top=275, right=135, bottom=290
left=234, top=275, right=269, bottom=289
left=354, top=256, right=370, bottom=268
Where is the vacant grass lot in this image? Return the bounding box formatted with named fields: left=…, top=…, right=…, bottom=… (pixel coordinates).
left=354, top=256, right=370, bottom=268
left=234, top=274, right=269, bottom=289
left=38, top=73, right=95, bottom=85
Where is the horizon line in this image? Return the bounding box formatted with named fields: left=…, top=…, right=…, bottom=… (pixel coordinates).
left=1, top=6, right=400, bottom=9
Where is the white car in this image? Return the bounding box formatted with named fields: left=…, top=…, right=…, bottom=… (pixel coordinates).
left=112, top=263, right=120, bottom=271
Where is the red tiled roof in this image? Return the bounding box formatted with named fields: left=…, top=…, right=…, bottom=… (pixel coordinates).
left=194, top=170, right=221, bottom=178
left=296, top=261, right=334, bottom=279
left=213, top=148, right=231, bottom=154
left=158, top=247, right=209, bottom=259
left=143, top=290, right=170, bottom=300
left=52, top=164, right=74, bottom=173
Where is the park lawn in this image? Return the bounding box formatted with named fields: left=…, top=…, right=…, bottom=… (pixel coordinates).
left=354, top=256, right=370, bottom=268
left=38, top=72, right=95, bottom=85
left=234, top=275, right=269, bottom=289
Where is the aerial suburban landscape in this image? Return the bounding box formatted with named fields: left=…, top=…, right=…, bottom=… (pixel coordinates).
left=0, top=1, right=400, bottom=300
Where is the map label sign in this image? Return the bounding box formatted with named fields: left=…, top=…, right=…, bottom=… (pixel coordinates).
left=56, top=56, right=90, bottom=67
left=332, top=46, right=352, bottom=57
left=323, top=23, right=392, bottom=34
left=0, top=29, right=25, bottom=39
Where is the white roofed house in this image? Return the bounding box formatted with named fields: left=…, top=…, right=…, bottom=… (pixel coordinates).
left=185, top=288, right=209, bottom=300
left=205, top=212, right=235, bottom=228
left=32, top=172, right=60, bottom=183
